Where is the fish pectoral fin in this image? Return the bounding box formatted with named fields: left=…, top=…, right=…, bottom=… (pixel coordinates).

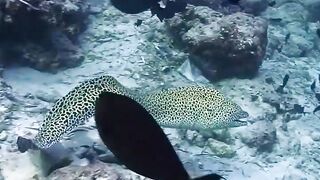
left=193, top=173, right=225, bottom=180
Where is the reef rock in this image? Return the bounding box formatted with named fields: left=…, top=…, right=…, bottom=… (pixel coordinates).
left=304, top=0, right=320, bottom=21
left=166, top=6, right=268, bottom=81
left=48, top=161, right=149, bottom=180
left=239, top=0, right=269, bottom=15
left=239, top=120, right=277, bottom=152
left=187, top=0, right=268, bottom=15
left=0, top=0, right=89, bottom=72
left=187, top=0, right=242, bottom=14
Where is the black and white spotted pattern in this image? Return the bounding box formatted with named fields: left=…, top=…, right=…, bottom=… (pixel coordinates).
left=33, top=75, right=133, bottom=148
left=140, top=86, right=249, bottom=130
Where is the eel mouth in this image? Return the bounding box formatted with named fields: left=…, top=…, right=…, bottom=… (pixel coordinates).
left=234, top=119, right=248, bottom=125
left=235, top=119, right=247, bottom=123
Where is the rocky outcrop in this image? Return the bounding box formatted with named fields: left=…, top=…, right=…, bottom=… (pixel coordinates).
left=0, top=0, right=90, bottom=72
left=239, top=120, right=277, bottom=152
left=166, top=6, right=268, bottom=81
left=48, top=161, right=148, bottom=180
left=188, top=0, right=269, bottom=15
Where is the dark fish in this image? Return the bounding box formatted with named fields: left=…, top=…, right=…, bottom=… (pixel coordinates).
left=16, top=137, right=72, bottom=176
left=110, top=0, right=187, bottom=21
left=285, top=33, right=290, bottom=44
left=315, top=93, right=320, bottom=102
left=269, top=0, right=276, bottom=7
left=269, top=18, right=282, bottom=23
left=282, top=74, right=289, bottom=87
left=94, top=92, right=224, bottom=180
left=151, top=0, right=187, bottom=21
left=311, top=80, right=316, bottom=93
left=314, top=105, right=320, bottom=114
left=227, top=0, right=240, bottom=5
left=134, top=19, right=143, bottom=26
left=316, top=28, right=320, bottom=38
left=276, top=74, right=289, bottom=93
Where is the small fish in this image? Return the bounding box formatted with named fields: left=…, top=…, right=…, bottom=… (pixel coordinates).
left=227, top=0, right=240, bottom=5
left=282, top=74, right=289, bottom=87
left=311, top=80, right=316, bottom=93
left=111, top=0, right=187, bottom=21
left=152, top=0, right=187, bottom=21
left=316, top=93, right=320, bottom=102
left=285, top=33, right=290, bottom=44
left=269, top=0, right=276, bottom=6
left=134, top=19, right=143, bottom=26
left=94, top=92, right=224, bottom=180
left=269, top=18, right=282, bottom=23
left=276, top=74, right=289, bottom=93
left=316, top=28, right=320, bottom=38
left=313, top=105, right=320, bottom=114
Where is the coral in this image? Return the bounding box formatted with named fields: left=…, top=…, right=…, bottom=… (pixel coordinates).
left=166, top=6, right=268, bottom=81
left=0, top=0, right=89, bottom=72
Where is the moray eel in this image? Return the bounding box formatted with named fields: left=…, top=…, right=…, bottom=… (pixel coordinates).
left=33, top=75, right=136, bottom=149
left=21, top=75, right=248, bottom=149
left=140, top=86, right=248, bottom=130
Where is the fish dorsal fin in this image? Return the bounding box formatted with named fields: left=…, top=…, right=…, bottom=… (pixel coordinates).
left=94, top=91, right=190, bottom=180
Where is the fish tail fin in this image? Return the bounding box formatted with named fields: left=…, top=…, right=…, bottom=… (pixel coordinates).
left=17, top=136, right=37, bottom=153
left=192, top=173, right=225, bottom=180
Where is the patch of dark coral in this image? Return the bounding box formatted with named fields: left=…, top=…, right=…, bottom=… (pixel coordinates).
left=0, top=0, right=90, bottom=72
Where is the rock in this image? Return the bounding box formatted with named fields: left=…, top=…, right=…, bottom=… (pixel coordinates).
left=239, top=120, right=277, bottom=152
left=281, top=173, right=308, bottom=180
left=201, top=129, right=234, bottom=144
left=166, top=6, right=268, bottom=81
left=239, top=0, right=269, bottom=15
left=0, top=131, right=7, bottom=141
left=280, top=23, right=314, bottom=57
left=29, top=142, right=73, bottom=176
left=304, top=0, right=320, bottom=21
left=262, top=3, right=309, bottom=24
left=311, top=132, right=320, bottom=141
left=187, top=0, right=242, bottom=14
left=35, top=90, right=59, bottom=103
left=188, top=0, right=268, bottom=15
left=48, top=161, right=147, bottom=180
left=207, top=138, right=236, bottom=158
